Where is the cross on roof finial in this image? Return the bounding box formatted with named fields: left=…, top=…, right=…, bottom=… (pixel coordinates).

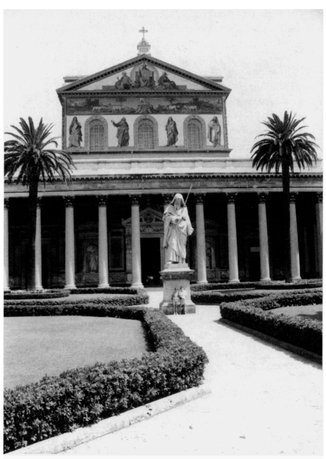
left=139, top=27, right=148, bottom=40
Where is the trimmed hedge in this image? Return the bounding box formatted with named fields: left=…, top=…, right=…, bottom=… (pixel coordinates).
left=220, top=291, right=322, bottom=355
left=4, top=291, right=149, bottom=308
left=191, top=290, right=269, bottom=305
left=3, top=304, right=208, bottom=453
left=69, top=287, right=141, bottom=295
left=191, top=279, right=322, bottom=292
left=4, top=289, right=70, bottom=300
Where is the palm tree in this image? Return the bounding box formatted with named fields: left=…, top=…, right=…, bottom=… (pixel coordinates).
left=4, top=117, right=75, bottom=290
left=251, top=111, right=318, bottom=282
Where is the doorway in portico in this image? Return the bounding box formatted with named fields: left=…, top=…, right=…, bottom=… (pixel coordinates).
left=141, top=238, right=162, bottom=286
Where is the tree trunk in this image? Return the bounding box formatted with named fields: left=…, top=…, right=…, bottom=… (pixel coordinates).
left=282, top=162, right=292, bottom=282
left=27, top=178, right=39, bottom=290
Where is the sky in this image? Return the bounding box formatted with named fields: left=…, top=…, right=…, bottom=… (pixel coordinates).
left=3, top=7, right=324, bottom=159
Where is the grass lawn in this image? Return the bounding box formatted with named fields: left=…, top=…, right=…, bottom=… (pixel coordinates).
left=4, top=316, right=149, bottom=389
left=270, top=305, right=322, bottom=322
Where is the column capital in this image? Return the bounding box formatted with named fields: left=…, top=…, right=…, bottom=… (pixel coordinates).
left=258, top=193, right=268, bottom=203
left=290, top=192, right=298, bottom=203
left=96, top=195, right=108, bottom=206
left=316, top=192, right=323, bottom=203
left=195, top=193, right=206, bottom=204
left=4, top=198, right=10, bottom=208
left=226, top=193, right=237, bottom=204
left=129, top=194, right=141, bottom=206
left=63, top=196, right=75, bottom=207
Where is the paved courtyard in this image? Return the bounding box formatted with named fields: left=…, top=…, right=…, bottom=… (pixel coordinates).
left=61, top=288, right=323, bottom=456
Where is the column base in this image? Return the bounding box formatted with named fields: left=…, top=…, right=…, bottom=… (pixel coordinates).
left=132, top=282, right=144, bottom=289
left=197, top=280, right=208, bottom=284
left=228, top=279, right=240, bottom=283
left=260, top=277, right=271, bottom=282
left=98, top=283, right=110, bottom=288
left=35, top=285, right=43, bottom=291
left=65, top=284, right=77, bottom=290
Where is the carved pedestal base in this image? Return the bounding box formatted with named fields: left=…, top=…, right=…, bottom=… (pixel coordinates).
left=159, top=263, right=196, bottom=315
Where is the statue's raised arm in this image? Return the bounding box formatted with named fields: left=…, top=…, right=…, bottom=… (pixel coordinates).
left=163, top=193, right=194, bottom=265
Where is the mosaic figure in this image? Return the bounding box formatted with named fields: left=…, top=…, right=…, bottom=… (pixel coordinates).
left=158, top=72, right=177, bottom=89
left=115, top=72, right=135, bottom=90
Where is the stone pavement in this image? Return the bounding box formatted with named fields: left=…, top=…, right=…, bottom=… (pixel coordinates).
left=61, top=288, right=322, bottom=456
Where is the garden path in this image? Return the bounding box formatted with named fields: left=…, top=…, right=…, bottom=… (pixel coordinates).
left=62, top=288, right=323, bottom=456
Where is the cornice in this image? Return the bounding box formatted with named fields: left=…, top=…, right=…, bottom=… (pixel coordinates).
left=4, top=172, right=322, bottom=184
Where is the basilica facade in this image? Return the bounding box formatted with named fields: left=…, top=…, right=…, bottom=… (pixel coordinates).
left=4, top=43, right=323, bottom=290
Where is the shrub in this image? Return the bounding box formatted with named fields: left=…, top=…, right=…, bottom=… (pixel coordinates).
left=191, top=279, right=322, bottom=292
left=4, top=289, right=70, bottom=300
left=3, top=305, right=208, bottom=453
left=220, top=291, right=322, bottom=355
left=4, top=291, right=149, bottom=308
left=191, top=290, right=269, bottom=304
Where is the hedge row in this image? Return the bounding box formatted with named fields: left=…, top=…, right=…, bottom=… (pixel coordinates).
left=4, top=304, right=208, bottom=453
left=191, top=288, right=322, bottom=305
left=4, top=292, right=149, bottom=308
left=219, top=291, right=322, bottom=355
left=69, top=287, right=141, bottom=295
left=191, top=279, right=322, bottom=292
left=191, top=290, right=269, bottom=304
left=4, top=289, right=70, bottom=300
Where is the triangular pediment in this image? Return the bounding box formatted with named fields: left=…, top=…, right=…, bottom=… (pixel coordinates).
left=122, top=207, right=163, bottom=228
left=57, top=55, right=231, bottom=96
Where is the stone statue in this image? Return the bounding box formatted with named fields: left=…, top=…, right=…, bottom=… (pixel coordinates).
left=165, top=117, right=178, bottom=147
left=111, top=118, right=130, bottom=147
left=163, top=193, right=194, bottom=264
left=115, top=72, right=134, bottom=90
left=68, top=116, right=82, bottom=148
left=207, top=116, right=221, bottom=147
left=158, top=72, right=177, bottom=89
left=84, top=244, right=98, bottom=273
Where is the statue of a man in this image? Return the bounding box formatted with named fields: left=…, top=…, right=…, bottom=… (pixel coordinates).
left=163, top=193, right=194, bottom=264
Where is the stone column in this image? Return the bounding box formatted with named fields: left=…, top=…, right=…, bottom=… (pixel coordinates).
left=131, top=195, right=143, bottom=288
left=227, top=193, right=239, bottom=283
left=35, top=198, right=43, bottom=290
left=290, top=193, right=301, bottom=281
left=4, top=199, right=10, bottom=291
left=258, top=193, right=271, bottom=281
left=64, top=196, right=76, bottom=289
left=97, top=196, right=110, bottom=288
left=315, top=192, right=323, bottom=277
left=195, top=194, right=207, bottom=284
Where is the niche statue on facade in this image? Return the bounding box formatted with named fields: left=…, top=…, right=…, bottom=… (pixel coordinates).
left=115, top=72, right=135, bottom=90
left=68, top=116, right=82, bottom=148
left=83, top=243, right=98, bottom=273
left=165, top=117, right=178, bottom=147
left=111, top=118, right=130, bottom=147
left=207, top=116, right=221, bottom=147
left=163, top=193, right=193, bottom=264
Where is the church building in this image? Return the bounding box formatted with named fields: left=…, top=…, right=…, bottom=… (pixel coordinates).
left=4, top=33, right=323, bottom=290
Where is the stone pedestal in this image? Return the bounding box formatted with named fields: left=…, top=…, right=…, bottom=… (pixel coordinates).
left=159, top=263, right=196, bottom=315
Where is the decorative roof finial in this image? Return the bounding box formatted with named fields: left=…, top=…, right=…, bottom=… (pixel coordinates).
left=137, top=27, right=151, bottom=55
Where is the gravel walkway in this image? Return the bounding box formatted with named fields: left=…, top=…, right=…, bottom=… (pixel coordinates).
left=62, top=288, right=323, bottom=456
